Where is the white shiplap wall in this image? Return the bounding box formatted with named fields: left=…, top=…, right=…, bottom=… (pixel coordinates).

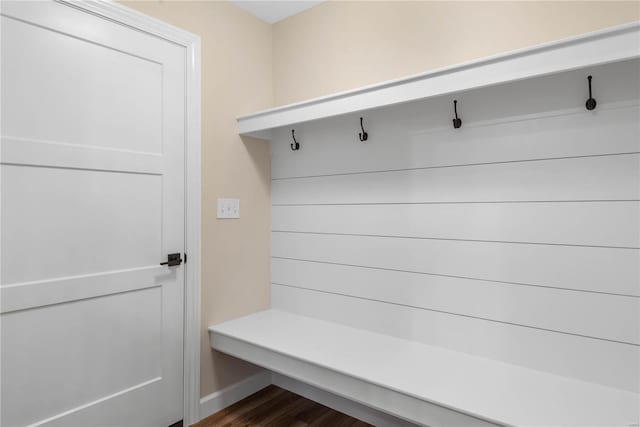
left=269, top=59, right=640, bottom=393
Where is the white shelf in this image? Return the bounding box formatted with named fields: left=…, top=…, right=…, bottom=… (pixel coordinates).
left=210, top=309, right=638, bottom=426
left=237, top=22, right=640, bottom=140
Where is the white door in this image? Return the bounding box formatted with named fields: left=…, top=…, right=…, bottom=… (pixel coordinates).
left=1, top=1, right=186, bottom=426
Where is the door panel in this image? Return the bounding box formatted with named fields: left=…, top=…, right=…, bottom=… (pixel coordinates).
left=2, top=165, right=162, bottom=284
left=1, top=15, right=162, bottom=152
left=1, top=2, right=186, bottom=426
left=2, top=288, right=163, bottom=425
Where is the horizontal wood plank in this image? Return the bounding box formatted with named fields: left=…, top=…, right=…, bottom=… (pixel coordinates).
left=271, top=258, right=639, bottom=345
left=272, top=154, right=640, bottom=205
left=271, top=232, right=639, bottom=296
left=272, top=201, right=639, bottom=248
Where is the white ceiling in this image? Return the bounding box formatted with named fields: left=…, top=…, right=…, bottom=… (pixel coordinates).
left=230, top=0, right=324, bottom=24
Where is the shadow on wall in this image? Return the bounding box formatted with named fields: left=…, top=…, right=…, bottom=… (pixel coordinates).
left=209, top=349, right=263, bottom=392
left=241, top=135, right=271, bottom=195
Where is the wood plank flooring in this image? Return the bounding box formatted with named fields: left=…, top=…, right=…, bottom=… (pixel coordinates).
left=193, top=385, right=374, bottom=427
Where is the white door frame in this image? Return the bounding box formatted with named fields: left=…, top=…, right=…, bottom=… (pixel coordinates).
left=54, top=1, right=202, bottom=425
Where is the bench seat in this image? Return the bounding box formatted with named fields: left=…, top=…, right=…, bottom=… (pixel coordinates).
left=209, top=309, right=638, bottom=426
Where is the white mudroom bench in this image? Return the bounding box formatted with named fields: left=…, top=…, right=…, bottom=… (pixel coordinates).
left=210, top=310, right=637, bottom=426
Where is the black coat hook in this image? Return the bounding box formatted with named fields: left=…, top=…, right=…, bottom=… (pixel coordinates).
left=358, top=117, right=368, bottom=142
left=585, top=75, right=597, bottom=111
left=290, top=129, right=300, bottom=151
left=452, top=100, right=462, bottom=129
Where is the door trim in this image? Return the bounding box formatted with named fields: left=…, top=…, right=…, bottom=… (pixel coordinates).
left=53, top=1, right=202, bottom=424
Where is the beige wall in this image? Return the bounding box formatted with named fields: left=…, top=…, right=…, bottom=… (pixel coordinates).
left=273, top=1, right=640, bottom=105
left=120, top=0, right=272, bottom=398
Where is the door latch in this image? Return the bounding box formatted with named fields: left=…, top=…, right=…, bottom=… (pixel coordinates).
left=160, top=253, right=183, bottom=267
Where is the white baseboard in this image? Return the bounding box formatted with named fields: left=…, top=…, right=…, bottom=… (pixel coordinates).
left=272, top=372, right=417, bottom=427
left=198, top=370, right=271, bottom=421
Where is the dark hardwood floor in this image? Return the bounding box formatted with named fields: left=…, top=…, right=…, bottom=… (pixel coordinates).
left=193, top=385, right=374, bottom=427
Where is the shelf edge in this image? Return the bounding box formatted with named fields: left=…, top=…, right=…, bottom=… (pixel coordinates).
left=237, top=21, right=640, bottom=140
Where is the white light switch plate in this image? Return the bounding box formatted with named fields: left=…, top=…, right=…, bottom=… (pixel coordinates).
left=217, top=198, right=240, bottom=219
